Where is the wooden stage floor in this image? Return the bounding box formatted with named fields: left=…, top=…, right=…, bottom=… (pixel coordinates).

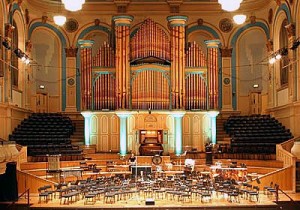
left=13, top=191, right=300, bottom=210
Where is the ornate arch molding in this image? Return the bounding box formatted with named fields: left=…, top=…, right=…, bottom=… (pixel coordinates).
left=295, top=0, right=300, bottom=36
left=273, top=10, right=289, bottom=53
left=230, top=22, right=270, bottom=110
left=0, top=0, right=7, bottom=33
left=275, top=3, right=292, bottom=23
left=28, top=22, right=68, bottom=111
left=75, top=25, right=111, bottom=111
left=186, top=25, right=221, bottom=41
left=8, top=3, right=25, bottom=25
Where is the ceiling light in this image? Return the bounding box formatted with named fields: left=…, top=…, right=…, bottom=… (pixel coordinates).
left=218, top=0, right=243, bottom=12
left=62, top=0, right=85, bottom=12
left=53, top=15, right=66, bottom=26
left=233, top=14, right=246, bottom=25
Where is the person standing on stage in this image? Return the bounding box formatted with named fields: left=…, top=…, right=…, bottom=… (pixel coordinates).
left=128, top=153, right=137, bottom=171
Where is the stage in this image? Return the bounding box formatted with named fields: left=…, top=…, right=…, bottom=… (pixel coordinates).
left=23, top=193, right=278, bottom=210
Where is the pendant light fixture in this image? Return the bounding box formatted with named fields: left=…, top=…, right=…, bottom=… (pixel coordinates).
left=62, top=0, right=85, bottom=12
left=54, top=15, right=67, bottom=26
left=53, top=1, right=66, bottom=26
left=233, top=14, right=247, bottom=25
left=218, top=0, right=243, bottom=12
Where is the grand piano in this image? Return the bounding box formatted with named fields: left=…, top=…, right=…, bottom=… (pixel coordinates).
left=139, top=130, right=164, bottom=156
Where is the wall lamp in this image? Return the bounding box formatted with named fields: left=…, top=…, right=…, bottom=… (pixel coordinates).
left=2, top=39, right=11, bottom=49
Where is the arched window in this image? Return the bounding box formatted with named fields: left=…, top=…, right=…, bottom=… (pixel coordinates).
left=11, top=20, right=18, bottom=87
left=279, top=19, right=289, bottom=86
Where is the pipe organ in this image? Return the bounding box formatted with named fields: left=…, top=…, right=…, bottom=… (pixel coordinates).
left=78, top=17, right=219, bottom=111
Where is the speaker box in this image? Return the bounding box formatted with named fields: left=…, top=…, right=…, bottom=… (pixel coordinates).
left=145, top=198, right=155, bottom=205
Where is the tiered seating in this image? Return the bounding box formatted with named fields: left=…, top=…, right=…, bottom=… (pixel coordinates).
left=224, top=115, right=293, bottom=155
left=9, top=113, right=82, bottom=158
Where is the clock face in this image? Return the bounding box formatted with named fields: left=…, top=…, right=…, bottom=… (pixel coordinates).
left=152, top=155, right=162, bottom=165
left=64, top=18, right=79, bottom=33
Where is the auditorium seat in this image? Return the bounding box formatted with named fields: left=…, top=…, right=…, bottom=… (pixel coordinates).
left=9, top=113, right=82, bottom=160
left=224, top=114, right=293, bottom=158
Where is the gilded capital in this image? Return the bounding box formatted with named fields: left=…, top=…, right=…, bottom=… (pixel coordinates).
left=204, top=40, right=220, bottom=48
left=78, top=39, right=95, bottom=49
left=285, top=23, right=295, bottom=37
left=5, top=23, right=14, bottom=38
left=220, top=47, right=232, bottom=57
left=112, top=15, right=134, bottom=27
left=65, top=47, right=79, bottom=57
left=167, top=15, right=188, bottom=27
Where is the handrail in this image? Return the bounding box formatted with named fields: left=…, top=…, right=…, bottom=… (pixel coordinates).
left=257, top=165, right=293, bottom=179
left=6, top=188, right=30, bottom=208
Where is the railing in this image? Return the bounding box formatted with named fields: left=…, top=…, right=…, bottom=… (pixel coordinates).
left=17, top=170, right=57, bottom=194
left=6, top=188, right=30, bottom=209
left=276, top=137, right=297, bottom=167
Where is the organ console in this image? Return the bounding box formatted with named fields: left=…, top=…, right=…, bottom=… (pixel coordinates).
left=139, top=130, right=164, bottom=156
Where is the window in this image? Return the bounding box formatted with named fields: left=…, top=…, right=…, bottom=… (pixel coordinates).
left=11, top=20, right=18, bottom=87
left=279, top=19, right=289, bottom=86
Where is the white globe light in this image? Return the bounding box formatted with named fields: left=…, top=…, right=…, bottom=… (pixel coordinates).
left=53, top=15, right=66, bottom=26
left=63, top=0, right=84, bottom=12
left=269, top=57, right=276, bottom=64
left=233, top=14, right=246, bottom=25
left=219, top=0, right=243, bottom=12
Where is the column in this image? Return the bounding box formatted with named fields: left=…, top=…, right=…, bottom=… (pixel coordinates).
left=167, top=16, right=188, bottom=109
left=171, top=111, right=185, bottom=155
left=78, top=40, right=94, bottom=111
left=65, top=47, right=78, bottom=112
left=205, top=40, right=220, bottom=110
left=113, top=15, right=133, bottom=109
left=24, top=40, right=32, bottom=110
left=285, top=23, right=297, bottom=102
left=266, top=40, right=275, bottom=108
left=207, top=110, right=219, bottom=145
left=4, top=23, right=14, bottom=104
left=220, top=47, right=233, bottom=110
left=81, top=111, right=92, bottom=146
left=116, top=111, right=131, bottom=156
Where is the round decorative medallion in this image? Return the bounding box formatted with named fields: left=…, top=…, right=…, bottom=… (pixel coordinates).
left=219, top=18, right=233, bottom=33
left=223, top=77, right=230, bottom=85
left=68, top=78, right=75, bottom=86
left=64, top=18, right=79, bottom=33
left=152, top=155, right=162, bottom=165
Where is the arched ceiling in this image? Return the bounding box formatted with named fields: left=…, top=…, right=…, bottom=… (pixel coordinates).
left=28, top=0, right=273, bottom=13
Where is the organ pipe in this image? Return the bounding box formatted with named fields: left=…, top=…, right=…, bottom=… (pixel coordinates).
left=130, top=18, right=171, bottom=62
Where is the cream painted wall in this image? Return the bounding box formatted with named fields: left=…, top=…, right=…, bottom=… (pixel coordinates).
left=87, top=111, right=212, bottom=155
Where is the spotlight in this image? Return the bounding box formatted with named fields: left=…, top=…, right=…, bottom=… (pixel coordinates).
left=269, top=57, right=276, bottom=64
left=291, top=40, right=300, bottom=50
left=275, top=53, right=281, bottom=60
left=14, top=48, right=23, bottom=58
left=280, top=48, right=288, bottom=56
left=253, top=84, right=259, bottom=88
left=2, top=39, right=11, bottom=49
left=25, top=57, right=30, bottom=65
